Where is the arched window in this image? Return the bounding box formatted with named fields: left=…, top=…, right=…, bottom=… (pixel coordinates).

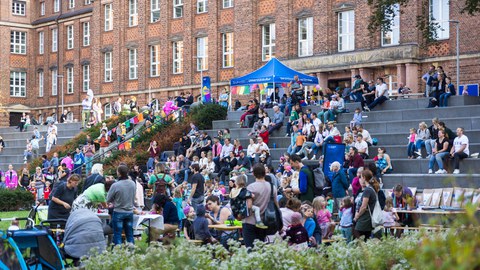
left=66, top=112, right=74, bottom=122
left=104, top=103, right=112, bottom=120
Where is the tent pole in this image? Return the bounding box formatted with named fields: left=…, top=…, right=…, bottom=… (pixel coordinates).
left=229, top=87, right=232, bottom=111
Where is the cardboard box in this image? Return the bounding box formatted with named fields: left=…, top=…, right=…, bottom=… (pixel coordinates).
left=451, top=188, right=464, bottom=208
left=430, top=189, right=443, bottom=207
left=441, top=188, right=453, bottom=207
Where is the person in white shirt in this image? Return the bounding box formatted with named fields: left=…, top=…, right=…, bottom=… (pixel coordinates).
left=354, top=134, right=369, bottom=159
left=450, top=127, right=469, bottom=174
left=356, top=125, right=373, bottom=146
left=311, top=112, right=322, bottom=131
left=365, top=77, right=388, bottom=111
left=220, top=138, right=234, bottom=162
left=246, top=138, right=257, bottom=167
left=254, top=137, right=270, bottom=163
left=81, top=93, right=93, bottom=129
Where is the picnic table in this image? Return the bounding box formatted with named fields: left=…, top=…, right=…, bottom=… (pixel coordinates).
left=394, top=208, right=467, bottom=226
left=208, top=224, right=242, bottom=231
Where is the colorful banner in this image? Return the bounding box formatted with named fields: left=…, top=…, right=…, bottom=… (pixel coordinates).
left=201, top=76, right=212, bottom=103
left=124, top=121, right=131, bottom=128
left=118, top=143, right=125, bottom=150
left=137, top=113, right=144, bottom=121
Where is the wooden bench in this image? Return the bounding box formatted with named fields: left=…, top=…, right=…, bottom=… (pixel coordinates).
left=388, top=226, right=448, bottom=231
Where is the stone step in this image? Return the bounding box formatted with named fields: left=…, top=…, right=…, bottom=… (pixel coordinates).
left=382, top=174, right=480, bottom=190
left=1, top=137, right=71, bottom=148
left=0, top=122, right=82, bottom=133
left=0, top=163, right=29, bottom=171
left=0, top=129, right=80, bottom=140
left=369, top=144, right=480, bottom=159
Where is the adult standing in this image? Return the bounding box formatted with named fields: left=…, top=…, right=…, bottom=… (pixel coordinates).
left=82, top=164, right=105, bottom=192
left=450, top=127, right=469, bottom=174
left=421, top=65, right=438, bottom=97
left=365, top=77, right=388, bottom=111
left=4, top=164, right=18, bottom=190
left=113, top=97, right=122, bottom=115
left=218, top=88, right=229, bottom=108
left=289, top=154, right=315, bottom=203
left=48, top=174, right=80, bottom=220
left=97, top=129, right=110, bottom=160
left=242, top=164, right=274, bottom=248
left=92, top=98, right=103, bottom=123
left=107, top=165, right=136, bottom=245
left=187, top=164, right=205, bottom=212
left=353, top=170, right=378, bottom=241
left=267, top=106, right=284, bottom=134
left=330, top=161, right=349, bottom=212
left=81, top=94, right=93, bottom=129
left=83, top=140, right=96, bottom=175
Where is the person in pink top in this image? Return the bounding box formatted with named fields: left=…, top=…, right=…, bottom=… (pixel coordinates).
left=407, top=128, right=417, bottom=159
left=162, top=98, right=179, bottom=117
left=61, top=153, right=74, bottom=171
left=313, top=196, right=336, bottom=239
left=4, top=164, right=19, bottom=190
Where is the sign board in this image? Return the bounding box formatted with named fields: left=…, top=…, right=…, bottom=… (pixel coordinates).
left=459, top=84, right=479, bottom=96
left=201, top=76, right=211, bottom=103
left=323, top=143, right=346, bottom=181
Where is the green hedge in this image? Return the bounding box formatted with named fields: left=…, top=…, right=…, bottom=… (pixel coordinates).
left=189, top=103, right=228, bottom=130
left=0, top=189, right=34, bottom=211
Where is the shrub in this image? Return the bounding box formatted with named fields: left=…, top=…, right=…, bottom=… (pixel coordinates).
left=0, top=189, right=34, bottom=211
left=189, top=103, right=227, bottom=130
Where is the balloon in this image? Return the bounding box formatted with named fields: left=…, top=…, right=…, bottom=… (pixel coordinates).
left=281, top=83, right=287, bottom=88
left=315, top=85, right=321, bottom=90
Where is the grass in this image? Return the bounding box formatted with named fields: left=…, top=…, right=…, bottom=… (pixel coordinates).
left=0, top=210, right=30, bottom=231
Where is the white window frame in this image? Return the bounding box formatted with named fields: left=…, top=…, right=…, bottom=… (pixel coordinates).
left=39, top=31, right=44, bottom=54
left=67, top=25, right=74, bottom=49
left=150, top=45, right=160, bottom=77
left=52, top=28, right=58, bottom=52
left=223, top=0, right=233, bottom=8
left=129, top=0, right=138, bottom=27
left=66, top=67, right=74, bottom=94
left=12, top=1, right=26, bottom=16
left=104, top=52, right=113, bottom=82
left=10, top=31, right=27, bottom=54
left=38, top=71, right=44, bottom=97
left=196, top=37, right=208, bottom=71
left=197, top=0, right=208, bottom=13
left=338, top=10, right=355, bottom=52
left=382, top=4, right=400, bottom=46
left=83, top=65, right=90, bottom=91
left=222, top=33, right=233, bottom=68
left=104, top=104, right=112, bottom=119
left=104, top=4, right=113, bottom=31
left=430, top=0, right=450, bottom=40
left=173, top=0, right=183, bottom=18
left=10, top=72, right=26, bottom=97
left=83, top=22, right=90, bottom=46
left=129, top=49, right=138, bottom=80
left=261, top=23, right=275, bottom=61
left=298, top=17, right=313, bottom=57
left=51, top=69, right=58, bottom=96
left=151, top=0, right=160, bottom=23
left=40, top=2, right=45, bottom=16
left=173, top=41, right=183, bottom=74
left=69, top=0, right=75, bottom=9
left=53, top=0, right=60, bottom=12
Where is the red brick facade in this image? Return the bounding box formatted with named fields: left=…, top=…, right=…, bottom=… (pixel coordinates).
left=0, top=0, right=479, bottom=126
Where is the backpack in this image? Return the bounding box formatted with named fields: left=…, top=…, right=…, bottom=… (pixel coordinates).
left=262, top=182, right=283, bottom=235
left=230, top=189, right=249, bottom=220
left=154, top=174, right=168, bottom=195
left=312, top=167, right=329, bottom=196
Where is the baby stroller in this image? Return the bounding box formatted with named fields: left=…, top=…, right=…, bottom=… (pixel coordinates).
left=0, top=217, right=65, bottom=270
left=28, top=204, right=68, bottom=246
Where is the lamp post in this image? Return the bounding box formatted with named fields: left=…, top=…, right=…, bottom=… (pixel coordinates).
left=449, top=20, right=460, bottom=91
left=57, top=74, right=64, bottom=112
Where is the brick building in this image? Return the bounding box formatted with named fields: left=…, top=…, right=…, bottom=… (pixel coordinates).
left=1, top=0, right=479, bottom=126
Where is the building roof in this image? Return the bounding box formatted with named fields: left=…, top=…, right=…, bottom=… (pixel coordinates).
left=31, top=7, right=93, bottom=25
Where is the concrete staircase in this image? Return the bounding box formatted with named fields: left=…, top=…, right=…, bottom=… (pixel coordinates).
left=0, top=122, right=82, bottom=171
left=208, top=96, right=480, bottom=190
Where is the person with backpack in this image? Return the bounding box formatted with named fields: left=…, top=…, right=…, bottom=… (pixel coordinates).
left=353, top=169, right=379, bottom=242
left=289, top=154, right=315, bottom=203
left=186, top=164, right=204, bottom=212
left=148, top=163, right=175, bottom=197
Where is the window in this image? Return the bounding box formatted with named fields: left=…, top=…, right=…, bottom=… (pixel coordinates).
left=69, top=0, right=75, bottom=9
left=150, top=45, right=160, bottom=77
left=430, top=0, right=449, bottom=39
left=51, top=69, right=58, bottom=96
left=222, top=33, right=233, bottom=68
left=174, top=0, right=183, bottom=18
left=173, top=41, right=183, bottom=74
left=40, top=2, right=45, bottom=16
left=104, top=4, right=113, bottom=31
left=66, top=67, right=74, bottom=94
left=10, top=72, right=26, bottom=97
left=196, top=37, right=208, bottom=71
left=54, top=0, right=60, bottom=12
left=104, top=104, right=112, bottom=119
left=129, top=0, right=138, bottom=27
left=39, top=31, right=44, bottom=54
left=129, top=49, right=138, bottom=79
left=104, top=52, right=113, bottom=82
left=38, top=71, right=44, bottom=97
left=197, top=0, right=207, bottom=13
left=67, top=25, right=74, bottom=49
left=83, top=65, right=90, bottom=91
left=151, top=0, right=160, bottom=22
left=85, top=0, right=92, bottom=5
left=262, top=24, right=275, bottom=61
left=12, top=1, right=26, bottom=16
left=10, top=31, right=26, bottom=54
left=83, top=22, right=90, bottom=46
left=52, top=28, right=58, bottom=52
left=298, top=17, right=313, bottom=57
left=223, top=0, right=233, bottom=8
left=338, top=10, right=355, bottom=52
left=382, top=4, right=400, bottom=46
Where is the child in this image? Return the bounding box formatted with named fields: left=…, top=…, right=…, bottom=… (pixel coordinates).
left=172, top=186, right=185, bottom=226
left=23, top=139, right=33, bottom=164
left=301, top=204, right=316, bottom=238
left=313, top=196, right=336, bottom=239
left=44, top=181, right=51, bottom=205
left=326, top=193, right=334, bottom=214
left=168, top=156, right=178, bottom=177
left=230, top=175, right=267, bottom=228
left=28, top=181, right=37, bottom=201
left=73, top=147, right=85, bottom=175
left=375, top=153, right=388, bottom=175
left=8, top=220, right=20, bottom=231
left=339, top=196, right=353, bottom=243
left=383, top=197, right=400, bottom=236
left=183, top=205, right=195, bottom=240
left=407, top=128, right=417, bottom=159
left=284, top=212, right=309, bottom=250
left=350, top=108, right=362, bottom=129
left=193, top=205, right=217, bottom=244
